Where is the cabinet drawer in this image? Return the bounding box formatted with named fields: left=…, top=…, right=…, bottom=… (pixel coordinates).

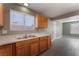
left=0, top=44, right=13, bottom=56
left=16, top=40, right=30, bottom=47
left=30, top=38, right=39, bottom=43
left=40, top=36, right=48, bottom=40
left=16, top=40, right=29, bottom=47
left=16, top=41, right=25, bottom=47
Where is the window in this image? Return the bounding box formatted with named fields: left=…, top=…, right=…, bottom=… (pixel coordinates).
left=24, top=14, right=34, bottom=29
left=10, top=10, right=25, bottom=25
left=71, top=22, right=79, bottom=34
left=10, top=9, right=34, bottom=31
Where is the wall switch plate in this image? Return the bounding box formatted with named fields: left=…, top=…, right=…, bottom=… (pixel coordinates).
left=2, top=29, right=8, bottom=35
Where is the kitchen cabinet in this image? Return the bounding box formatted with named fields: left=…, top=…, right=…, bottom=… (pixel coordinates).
left=16, top=40, right=30, bottom=56
left=47, top=36, right=51, bottom=48
left=16, top=46, right=25, bottom=56
left=30, top=38, right=39, bottom=56
left=16, top=36, right=51, bottom=56
left=42, top=16, right=48, bottom=28
left=0, top=4, right=5, bottom=26
left=0, top=35, right=51, bottom=56
left=16, top=41, right=25, bottom=56
left=35, top=15, right=48, bottom=29
left=0, top=44, right=12, bottom=56
left=25, top=40, right=30, bottom=56
left=16, top=38, right=40, bottom=56
left=39, top=36, right=48, bottom=53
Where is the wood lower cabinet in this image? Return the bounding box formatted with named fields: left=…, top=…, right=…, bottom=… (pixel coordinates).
left=15, top=36, right=51, bottom=56
left=16, top=46, right=25, bottom=56
left=16, top=38, right=40, bottom=56
left=16, top=40, right=30, bottom=56
left=16, top=41, right=25, bottom=56
left=30, top=38, right=39, bottom=56
left=0, top=44, right=12, bottom=56
left=47, top=36, right=51, bottom=48
left=0, top=35, right=51, bottom=56
left=25, top=40, right=30, bottom=56
left=39, top=36, right=48, bottom=53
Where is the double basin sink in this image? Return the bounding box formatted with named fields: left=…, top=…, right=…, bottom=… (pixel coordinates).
left=16, top=34, right=37, bottom=39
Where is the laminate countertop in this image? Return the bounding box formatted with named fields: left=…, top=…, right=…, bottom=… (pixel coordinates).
left=0, top=33, right=51, bottom=46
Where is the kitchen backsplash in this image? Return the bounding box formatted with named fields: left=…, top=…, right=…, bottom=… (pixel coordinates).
left=0, top=28, right=48, bottom=35
left=0, top=30, right=1, bottom=35
left=0, top=28, right=2, bottom=35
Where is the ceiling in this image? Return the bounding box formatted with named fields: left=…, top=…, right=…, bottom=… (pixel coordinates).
left=28, top=3, right=79, bottom=18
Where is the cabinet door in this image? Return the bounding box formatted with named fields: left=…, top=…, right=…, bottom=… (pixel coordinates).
left=16, top=46, right=25, bottom=56
left=25, top=46, right=30, bottom=56
left=16, top=40, right=30, bottom=56
left=30, top=38, right=39, bottom=56
left=40, top=37, right=48, bottom=53
left=47, top=36, right=51, bottom=48
left=25, top=40, right=30, bottom=56
left=0, top=4, right=4, bottom=26
left=16, top=41, right=26, bottom=56
left=0, top=44, right=12, bottom=56
left=30, top=42, right=39, bottom=56
left=43, top=17, right=48, bottom=28
left=36, top=15, right=43, bottom=28
left=35, top=15, right=48, bottom=29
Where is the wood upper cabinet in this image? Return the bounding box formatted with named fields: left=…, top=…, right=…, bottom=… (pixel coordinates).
left=42, top=16, right=48, bottom=28
left=0, top=4, right=5, bottom=26
left=35, top=15, right=48, bottom=29
left=0, top=44, right=12, bottom=56
left=39, top=36, right=48, bottom=53
left=30, top=38, right=39, bottom=56
left=16, top=40, right=30, bottom=56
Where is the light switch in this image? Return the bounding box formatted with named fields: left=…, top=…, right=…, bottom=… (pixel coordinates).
left=2, top=29, right=8, bottom=35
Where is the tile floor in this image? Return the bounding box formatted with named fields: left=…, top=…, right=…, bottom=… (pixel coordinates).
left=40, top=36, right=79, bottom=56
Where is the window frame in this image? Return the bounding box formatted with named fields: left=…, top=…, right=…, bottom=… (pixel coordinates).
left=10, top=9, right=35, bottom=31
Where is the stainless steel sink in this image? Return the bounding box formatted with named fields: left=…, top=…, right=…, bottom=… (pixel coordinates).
left=25, top=35, right=37, bottom=38
left=16, top=34, right=37, bottom=39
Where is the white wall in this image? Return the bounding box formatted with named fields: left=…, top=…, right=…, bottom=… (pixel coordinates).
left=47, top=19, right=54, bottom=40
left=47, top=19, right=63, bottom=40
left=48, top=15, right=79, bottom=40
left=55, top=21, right=63, bottom=39
left=47, top=15, right=79, bottom=40
left=58, top=15, right=79, bottom=23
left=70, top=22, right=79, bottom=34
